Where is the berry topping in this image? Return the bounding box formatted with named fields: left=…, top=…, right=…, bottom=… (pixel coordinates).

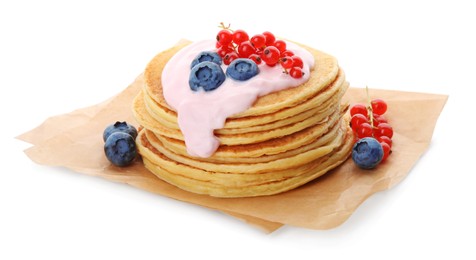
left=103, top=121, right=138, bottom=142
left=237, top=41, right=256, bottom=58
left=214, top=24, right=305, bottom=78
left=280, top=57, right=294, bottom=69
left=217, top=45, right=233, bottom=58
left=281, top=50, right=294, bottom=57
left=290, top=55, right=304, bottom=68
left=189, top=61, right=226, bottom=91
left=223, top=51, right=239, bottom=65
left=248, top=54, right=262, bottom=65
left=226, top=58, right=259, bottom=81
left=216, top=29, right=233, bottom=46
left=273, top=39, right=287, bottom=53
left=261, top=46, right=281, bottom=65
left=190, top=51, right=222, bottom=69
left=104, top=132, right=138, bottom=167
left=250, top=34, right=266, bottom=49
left=232, top=29, right=249, bottom=45
left=289, top=67, right=304, bottom=79
left=262, top=31, right=276, bottom=46
left=352, top=137, right=384, bottom=169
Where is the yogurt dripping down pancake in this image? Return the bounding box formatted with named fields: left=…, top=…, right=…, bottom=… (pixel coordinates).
left=133, top=39, right=353, bottom=197
left=144, top=40, right=339, bottom=118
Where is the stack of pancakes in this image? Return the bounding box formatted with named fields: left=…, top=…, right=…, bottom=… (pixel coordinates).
left=133, top=40, right=353, bottom=198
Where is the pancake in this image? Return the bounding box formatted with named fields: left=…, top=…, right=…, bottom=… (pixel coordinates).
left=133, top=91, right=342, bottom=145
left=143, top=123, right=344, bottom=174
left=144, top=40, right=340, bottom=118
left=153, top=116, right=342, bottom=164
left=157, top=110, right=340, bottom=159
left=143, top=69, right=347, bottom=130
left=132, top=39, right=354, bottom=197
left=137, top=126, right=353, bottom=197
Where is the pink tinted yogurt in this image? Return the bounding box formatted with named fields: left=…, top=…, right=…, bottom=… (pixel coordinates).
left=162, top=40, right=314, bottom=158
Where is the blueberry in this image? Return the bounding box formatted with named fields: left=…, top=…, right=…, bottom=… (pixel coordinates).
left=226, top=58, right=259, bottom=81
left=352, top=137, right=384, bottom=169
left=189, top=61, right=226, bottom=91
left=104, top=132, right=137, bottom=167
left=103, top=121, right=138, bottom=142
left=190, top=51, right=222, bottom=69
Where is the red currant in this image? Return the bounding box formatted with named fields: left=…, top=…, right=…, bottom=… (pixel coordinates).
left=281, top=50, right=294, bottom=57
left=217, top=45, right=234, bottom=58
left=273, top=40, right=287, bottom=53
left=373, top=114, right=387, bottom=126
left=214, top=28, right=306, bottom=79
left=280, top=57, right=294, bottom=69
left=375, top=123, right=393, bottom=138
left=217, top=29, right=233, bottom=46
left=349, top=91, right=392, bottom=166
left=250, top=34, right=266, bottom=49
left=237, top=41, right=256, bottom=58
left=371, top=98, right=388, bottom=115
left=350, top=114, right=368, bottom=132
left=223, top=51, right=239, bottom=65
left=232, top=29, right=249, bottom=45
left=356, top=123, right=373, bottom=138
left=261, top=46, right=280, bottom=65
left=380, top=142, right=391, bottom=162
left=249, top=54, right=262, bottom=65
left=350, top=104, right=368, bottom=117
left=289, top=67, right=304, bottom=79
left=291, top=55, right=304, bottom=68
left=255, top=48, right=263, bottom=55
left=262, top=31, right=276, bottom=46
left=377, top=136, right=392, bottom=148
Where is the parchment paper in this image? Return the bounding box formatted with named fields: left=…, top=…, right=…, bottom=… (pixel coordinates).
left=18, top=75, right=447, bottom=233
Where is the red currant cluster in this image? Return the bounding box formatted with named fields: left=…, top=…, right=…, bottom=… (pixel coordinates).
left=350, top=97, right=393, bottom=162
left=215, top=24, right=305, bottom=79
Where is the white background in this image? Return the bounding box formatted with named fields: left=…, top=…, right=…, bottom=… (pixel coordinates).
left=1, top=0, right=475, bottom=259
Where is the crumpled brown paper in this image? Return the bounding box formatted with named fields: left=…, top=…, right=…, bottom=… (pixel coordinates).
left=18, top=75, right=447, bottom=233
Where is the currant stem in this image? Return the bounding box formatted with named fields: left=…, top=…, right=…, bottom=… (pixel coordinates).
left=365, top=86, right=375, bottom=132
left=218, top=22, right=233, bottom=32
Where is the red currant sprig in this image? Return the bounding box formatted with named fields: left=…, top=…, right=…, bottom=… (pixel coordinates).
left=215, top=23, right=305, bottom=79
left=350, top=87, right=393, bottom=162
